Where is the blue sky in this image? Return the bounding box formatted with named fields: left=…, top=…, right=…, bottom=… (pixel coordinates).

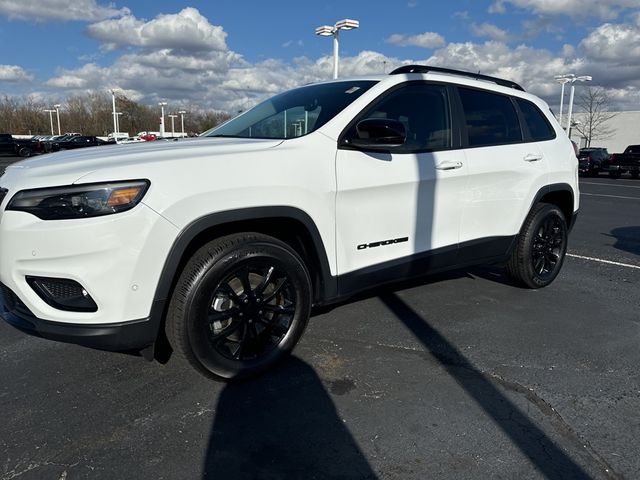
left=0, top=0, right=639, bottom=112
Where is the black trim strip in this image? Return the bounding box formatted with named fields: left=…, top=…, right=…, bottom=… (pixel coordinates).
left=335, top=236, right=515, bottom=301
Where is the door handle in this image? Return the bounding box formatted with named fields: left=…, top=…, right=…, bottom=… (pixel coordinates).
left=435, top=161, right=463, bottom=170
left=524, top=153, right=544, bottom=162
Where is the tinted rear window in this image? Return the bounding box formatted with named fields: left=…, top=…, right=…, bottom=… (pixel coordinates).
left=516, top=99, right=556, bottom=141
left=459, top=88, right=522, bottom=147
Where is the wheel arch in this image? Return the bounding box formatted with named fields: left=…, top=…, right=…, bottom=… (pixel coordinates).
left=526, top=183, right=576, bottom=231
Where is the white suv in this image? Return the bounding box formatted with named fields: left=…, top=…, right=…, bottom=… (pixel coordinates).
left=0, top=66, right=579, bottom=380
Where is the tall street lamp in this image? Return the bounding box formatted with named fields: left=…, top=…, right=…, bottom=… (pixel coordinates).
left=168, top=114, right=177, bottom=137
left=53, top=104, right=61, bottom=135
left=44, top=109, right=56, bottom=135
left=565, top=75, right=592, bottom=134
left=553, top=75, right=572, bottom=128
left=158, top=102, right=167, bottom=137
left=178, top=110, right=187, bottom=137
left=110, top=90, right=118, bottom=137
left=315, top=18, right=359, bottom=79
left=115, top=112, right=123, bottom=136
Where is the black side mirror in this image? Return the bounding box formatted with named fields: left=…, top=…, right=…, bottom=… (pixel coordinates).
left=347, top=118, right=406, bottom=150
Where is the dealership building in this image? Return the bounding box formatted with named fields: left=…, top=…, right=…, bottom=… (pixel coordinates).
left=567, top=110, right=640, bottom=153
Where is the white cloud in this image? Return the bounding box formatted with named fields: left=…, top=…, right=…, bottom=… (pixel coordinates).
left=0, top=64, right=33, bottom=82
left=0, top=0, right=128, bottom=22
left=86, top=7, right=227, bottom=52
left=579, top=21, right=640, bottom=65
left=386, top=32, right=446, bottom=49
left=471, top=23, right=512, bottom=42
left=489, top=0, right=638, bottom=20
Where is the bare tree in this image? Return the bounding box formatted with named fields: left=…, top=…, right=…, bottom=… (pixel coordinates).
left=573, top=87, right=617, bottom=147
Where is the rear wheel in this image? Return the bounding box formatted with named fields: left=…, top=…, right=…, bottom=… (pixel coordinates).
left=166, top=233, right=312, bottom=381
left=631, top=171, right=639, bottom=179
left=506, top=203, right=568, bottom=289
left=609, top=170, right=622, bottom=179
left=18, top=147, right=31, bottom=157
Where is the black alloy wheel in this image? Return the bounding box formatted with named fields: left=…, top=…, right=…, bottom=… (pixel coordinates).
left=506, top=203, right=568, bottom=288
left=166, top=233, right=312, bottom=380
left=530, top=215, right=565, bottom=282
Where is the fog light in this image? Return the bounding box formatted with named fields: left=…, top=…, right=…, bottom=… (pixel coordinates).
left=26, top=276, right=98, bottom=312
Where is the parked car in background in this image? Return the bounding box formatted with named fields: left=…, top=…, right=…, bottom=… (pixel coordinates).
left=0, top=133, right=42, bottom=157
left=51, top=135, right=109, bottom=152
left=577, top=147, right=610, bottom=176
left=608, top=145, right=640, bottom=178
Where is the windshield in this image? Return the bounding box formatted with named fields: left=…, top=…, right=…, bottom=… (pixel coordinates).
left=205, top=81, right=377, bottom=140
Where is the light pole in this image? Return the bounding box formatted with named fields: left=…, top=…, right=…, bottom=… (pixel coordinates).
left=565, top=75, right=592, bottom=136
left=178, top=110, right=187, bottom=137
left=554, top=75, right=571, bottom=128
left=315, top=19, right=359, bottom=79
left=44, top=109, right=56, bottom=135
left=168, top=114, right=177, bottom=137
left=110, top=90, right=118, bottom=137
left=53, top=104, right=61, bottom=135
left=115, top=112, right=123, bottom=136
left=158, top=102, right=167, bottom=137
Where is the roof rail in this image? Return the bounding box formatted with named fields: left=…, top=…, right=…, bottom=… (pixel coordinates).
left=389, top=65, right=525, bottom=92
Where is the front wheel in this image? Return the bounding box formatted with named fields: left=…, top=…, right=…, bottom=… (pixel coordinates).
left=609, top=170, right=622, bottom=179
left=506, top=203, right=568, bottom=289
left=18, top=147, right=31, bottom=157
left=166, top=233, right=312, bottom=381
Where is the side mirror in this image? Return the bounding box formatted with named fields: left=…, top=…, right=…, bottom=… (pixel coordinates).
left=347, top=118, right=406, bottom=150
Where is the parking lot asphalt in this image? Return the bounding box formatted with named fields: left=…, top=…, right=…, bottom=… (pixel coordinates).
left=1, top=162, right=639, bottom=479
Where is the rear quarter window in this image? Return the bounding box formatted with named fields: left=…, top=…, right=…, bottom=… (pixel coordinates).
left=515, top=98, right=556, bottom=142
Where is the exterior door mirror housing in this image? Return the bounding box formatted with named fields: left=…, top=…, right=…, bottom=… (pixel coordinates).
left=347, top=118, right=406, bottom=150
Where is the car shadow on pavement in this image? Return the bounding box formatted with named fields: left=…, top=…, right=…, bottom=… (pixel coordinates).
left=607, top=226, right=640, bottom=257
left=202, top=356, right=377, bottom=479
left=379, top=292, right=593, bottom=480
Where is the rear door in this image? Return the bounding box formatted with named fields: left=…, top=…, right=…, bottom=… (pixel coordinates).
left=456, top=87, right=549, bottom=259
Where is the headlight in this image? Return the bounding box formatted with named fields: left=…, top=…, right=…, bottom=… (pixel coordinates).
left=6, top=180, right=150, bottom=220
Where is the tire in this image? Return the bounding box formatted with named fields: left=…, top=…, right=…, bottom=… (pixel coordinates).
left=631, top=172, right=639, bottom=179
left=166, top=233, right=312, bottom=381
left=609, top=170, right=622, bottom=179
left=18, top=147, right=31, bottom=157
left=506, top=203, right=568, bottom=289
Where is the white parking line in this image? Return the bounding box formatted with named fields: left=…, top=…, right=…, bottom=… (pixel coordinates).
left=567, top=253, right=640, bottom=270
left=581, top=192, right=640, bottom=200
left=581, top=181, right=640, bottom=189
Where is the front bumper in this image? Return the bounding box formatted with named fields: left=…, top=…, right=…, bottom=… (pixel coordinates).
left=0, top=282, right=161, bottom=352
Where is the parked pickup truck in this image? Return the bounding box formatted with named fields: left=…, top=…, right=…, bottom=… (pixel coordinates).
left=608, top=145, right=640, bottom=178
left=0, top=133, right=41, bottom=157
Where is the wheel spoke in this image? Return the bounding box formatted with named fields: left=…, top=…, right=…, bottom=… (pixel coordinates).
left=233, top=323, right=249, bottom=359
left=534, top=255, right=545, bottom=274
left=237, top=268, right=253, bottom=297
left=262, top=303, right=295, bottom=315
left=257, top=317, right=289, bottom=336
left=207, top=308, right=238, bottom=324
left=219, top=283, right=241, bottom=303
left=263, top=277, right=289, bottom=304
left=254, top=266, right=275, bottom=296
left=210, top=318, right=243, bottom=341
